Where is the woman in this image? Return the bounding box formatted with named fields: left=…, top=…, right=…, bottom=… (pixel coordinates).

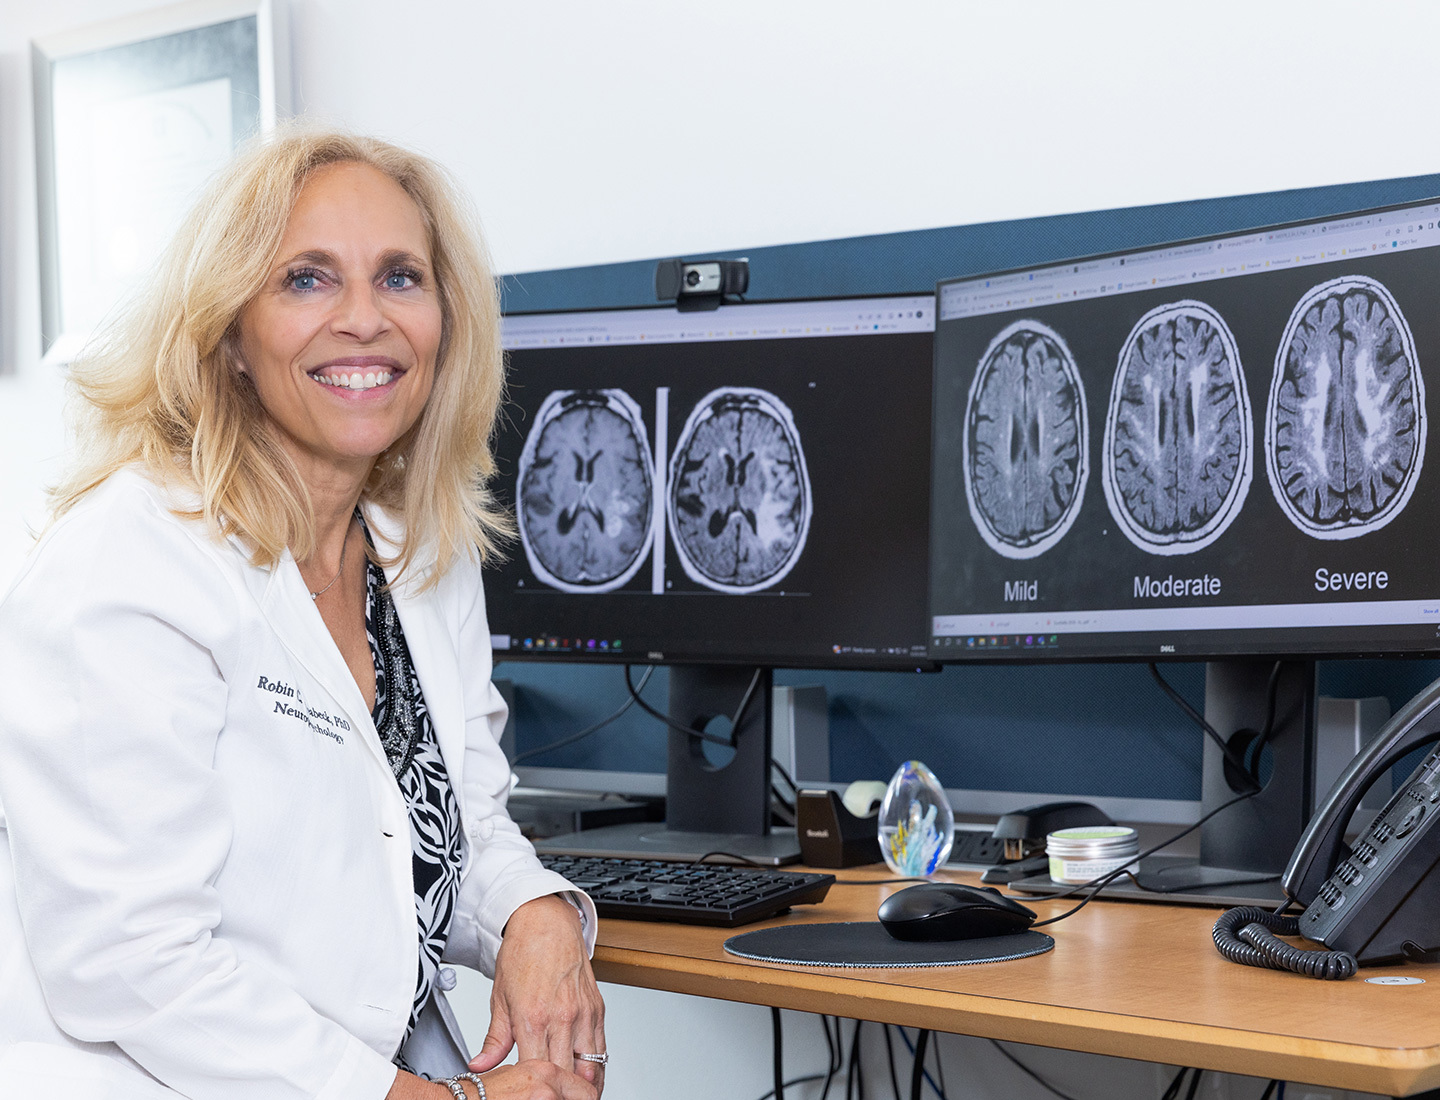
left=0, top=129, right=604, bottom=1100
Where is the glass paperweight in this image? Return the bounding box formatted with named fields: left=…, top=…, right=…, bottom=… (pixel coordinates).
left=878, top=760, right=954, bottom=876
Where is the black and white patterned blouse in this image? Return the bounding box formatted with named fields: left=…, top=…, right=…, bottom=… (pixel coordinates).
left=357, top=519, right=465, bottom=1067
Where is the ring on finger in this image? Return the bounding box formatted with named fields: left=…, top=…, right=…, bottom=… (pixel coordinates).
left=574, top=1051, right=610, bottom=1066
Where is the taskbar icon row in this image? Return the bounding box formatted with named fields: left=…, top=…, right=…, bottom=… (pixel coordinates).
left=521, top=635, right=623, bottom=654
left=933, top=633, right=1061, bottom=651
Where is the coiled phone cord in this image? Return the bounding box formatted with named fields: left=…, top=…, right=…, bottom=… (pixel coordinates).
left=1212, top=906, right=1358, bottom=980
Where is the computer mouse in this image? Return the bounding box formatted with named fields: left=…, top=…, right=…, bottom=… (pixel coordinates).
left=877, top=881, right=1037, bottom=942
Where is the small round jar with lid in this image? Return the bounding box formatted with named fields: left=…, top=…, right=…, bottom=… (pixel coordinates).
left=1046, top=825, right=1139, bottom=884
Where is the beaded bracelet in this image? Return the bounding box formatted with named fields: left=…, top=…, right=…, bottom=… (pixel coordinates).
left=440, top=1072, right=487, bottom=1100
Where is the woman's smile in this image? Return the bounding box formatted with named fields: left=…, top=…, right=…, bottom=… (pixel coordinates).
left=308, top=355, right=406, bottom=392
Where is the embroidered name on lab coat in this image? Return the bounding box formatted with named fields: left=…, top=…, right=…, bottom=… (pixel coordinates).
left=257, top=675, right=350, bottom=744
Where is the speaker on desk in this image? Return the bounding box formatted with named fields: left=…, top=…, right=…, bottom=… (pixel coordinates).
left=796, top=789, right=881, bottom=868
left=772, top=685, right=829, bottom=785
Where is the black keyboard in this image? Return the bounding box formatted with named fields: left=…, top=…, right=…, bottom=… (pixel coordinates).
left=539, top=854, right=835, bottom=927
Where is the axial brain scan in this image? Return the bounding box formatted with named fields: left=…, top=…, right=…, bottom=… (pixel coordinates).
left=1102, top=300, right=1252, bottom=555
left=963, top=320, right=1089, bottom=559
left=668, top=387, right=812, bottom=593
left=1266, top=275, right=1425, bottom=539
left=517, top=389, right=654, bottom=593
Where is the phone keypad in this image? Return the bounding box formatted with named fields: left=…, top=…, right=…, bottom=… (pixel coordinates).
left=1335, top=861, right=1364, bottom=887
left=1351, top=840, right=1378, bottom=867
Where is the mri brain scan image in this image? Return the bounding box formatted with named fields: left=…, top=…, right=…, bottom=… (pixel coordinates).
left=1102, top=300, right=1252, bottom=555
left=668, top=387, right=812, bottom=593
left=516, top=389, right=655, bottom=593
left=963, top=320, right=1089, bottom=559
left=1266, top=275, right=1425, bottom=539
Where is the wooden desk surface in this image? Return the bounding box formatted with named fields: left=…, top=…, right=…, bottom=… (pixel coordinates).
left=590, top=866, right=1440, bottom=1097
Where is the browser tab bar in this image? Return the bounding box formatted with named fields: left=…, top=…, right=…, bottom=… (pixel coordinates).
left=939, top=199, right=1440, bottom=321
left=503, top=294, right=935, bottom=349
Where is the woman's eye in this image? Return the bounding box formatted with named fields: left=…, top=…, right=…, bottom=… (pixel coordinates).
left=384, top=270, right=418, bottom=290
left=285, top=269, right=324, bottom=291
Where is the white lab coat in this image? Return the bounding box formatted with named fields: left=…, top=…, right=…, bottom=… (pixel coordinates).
left=0, top=469, right=595, bottom=1099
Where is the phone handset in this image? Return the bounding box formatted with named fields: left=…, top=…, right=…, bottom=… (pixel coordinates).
left=1283, top=674, right=1440, bottom=906
left=1214, top=673, right=1440, bottom=979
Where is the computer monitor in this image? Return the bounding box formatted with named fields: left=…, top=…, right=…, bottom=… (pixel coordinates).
left=489, top=295, right=936, bottom=861
left=930, top=196, right=1440, bottom=900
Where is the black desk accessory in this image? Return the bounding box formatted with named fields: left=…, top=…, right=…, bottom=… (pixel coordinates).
left=796, top=788, right=882, bottom=868
left=947, top=829, right=1010, bottom=867
left=950, top=801, right=1113, bottom=883
left=724, top=923, right=1053, bottom=968
left=507, top=791, right=660, bottom=840
left=944, top=828, right=1049, bottom=882
left=535, top=822, right=802, bottom=867
left=980, top=854, right=1050, bottom=884
left=992, top=801, right=1114, bottom=860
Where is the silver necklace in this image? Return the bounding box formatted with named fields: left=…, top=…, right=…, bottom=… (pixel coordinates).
left=309, top=521, right=351, bottom=600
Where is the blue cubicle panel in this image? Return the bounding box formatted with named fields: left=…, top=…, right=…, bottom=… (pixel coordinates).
left=495, top=172, right=1440, bottom=805
left=501, top=174, right=1440, bottom=311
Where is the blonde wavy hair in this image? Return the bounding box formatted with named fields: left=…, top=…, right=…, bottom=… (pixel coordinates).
left=50, top=124, right=511, bottom=587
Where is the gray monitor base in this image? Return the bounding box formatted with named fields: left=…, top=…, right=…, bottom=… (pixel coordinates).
left=1008, top=853, right=1286, bottom=908
left=534, top=820, right=802, bottom=866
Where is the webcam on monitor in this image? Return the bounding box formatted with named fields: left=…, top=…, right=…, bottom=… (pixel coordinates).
left=654, top=257, right=749, bottom=310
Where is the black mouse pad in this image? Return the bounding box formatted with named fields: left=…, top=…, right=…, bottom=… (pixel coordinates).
left=723, top=922, right=1054, bottom=969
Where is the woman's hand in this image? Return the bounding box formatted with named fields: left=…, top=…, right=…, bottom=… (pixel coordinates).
left=387, top=1063, right=596, bottom=1100
left=467, top=894, right=607, bottom=1094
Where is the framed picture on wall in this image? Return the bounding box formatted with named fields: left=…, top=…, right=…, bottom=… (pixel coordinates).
left=32, top=0, right=288, bottom=364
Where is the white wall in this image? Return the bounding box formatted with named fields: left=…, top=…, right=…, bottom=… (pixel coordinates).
left=288, top=1, right=1440, bottom=277
left=1, top=2, right=1435, bottom=1095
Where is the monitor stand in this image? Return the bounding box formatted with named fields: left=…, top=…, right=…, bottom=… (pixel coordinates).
left=1012, top=660, right=1315, bottom=908
left=534, top=665, right=802, bottom=866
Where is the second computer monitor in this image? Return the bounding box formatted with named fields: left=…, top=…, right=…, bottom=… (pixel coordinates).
left=931, top=198, right=1440, bottom=663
